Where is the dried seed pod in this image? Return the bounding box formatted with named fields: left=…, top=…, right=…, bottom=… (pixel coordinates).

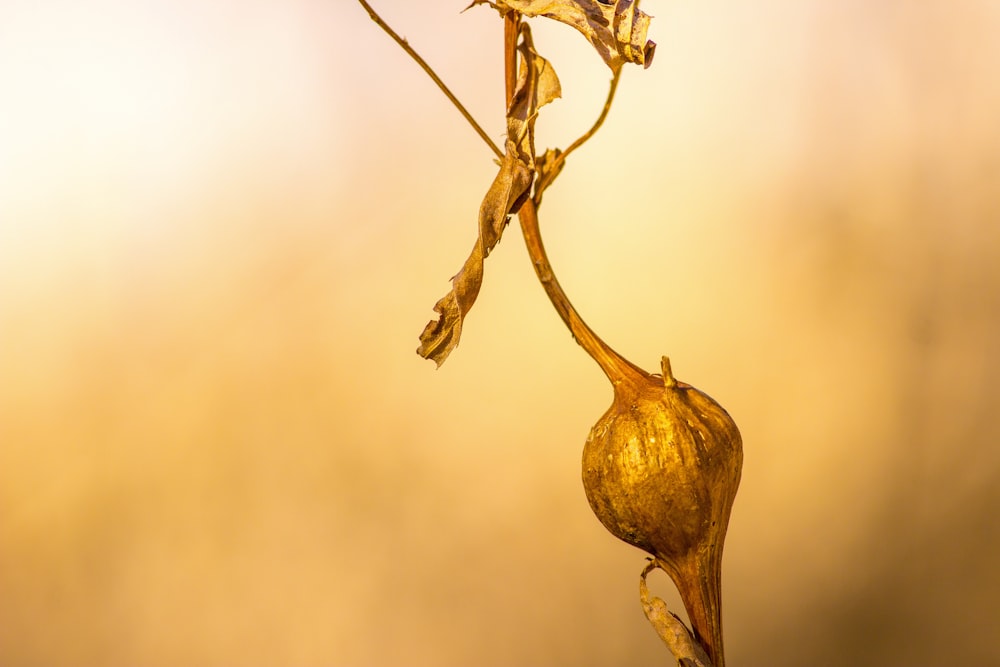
left=583, top=356, right=742, bottom=667
left=514, top=198, right=741, bottom=665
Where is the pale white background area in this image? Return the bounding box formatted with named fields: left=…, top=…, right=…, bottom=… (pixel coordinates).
left=2, top=1, right=998, bottom=665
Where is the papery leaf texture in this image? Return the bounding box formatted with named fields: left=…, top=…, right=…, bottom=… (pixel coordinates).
left=640, top=564, right=713, bottom=667
left=472, top=0, right=655, bottom=71
left=417, top=25, right=561, bottom=366
left=532, top=147, right=563, bottom=206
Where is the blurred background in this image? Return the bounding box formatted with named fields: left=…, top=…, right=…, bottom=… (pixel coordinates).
left=1, top=1, right=998, bottom=665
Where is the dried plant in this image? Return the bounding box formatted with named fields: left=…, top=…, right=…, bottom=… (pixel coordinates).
left=359, top=3, right=741, bottom=665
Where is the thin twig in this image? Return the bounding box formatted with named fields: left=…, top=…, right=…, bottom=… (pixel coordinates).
left=534, top=0, right=642, bottom=200
left=561, top=69, right=623, bottom=164
left=533, top=69, right=623, bottom=199
left=358, top=0, right=503, bottom=160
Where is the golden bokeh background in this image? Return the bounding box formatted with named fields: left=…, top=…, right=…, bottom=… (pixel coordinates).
left=2, top=1, right=998, bottom=665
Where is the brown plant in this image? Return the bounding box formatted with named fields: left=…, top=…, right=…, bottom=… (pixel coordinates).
left=359, top=3, right=741, bottom=665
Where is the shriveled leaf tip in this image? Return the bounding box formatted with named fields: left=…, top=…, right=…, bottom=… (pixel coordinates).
left=477, top=0, right=655, bottom=71
left=640, top=561, right=713, bottom=667
left=417, top=26, right=557, bottom=366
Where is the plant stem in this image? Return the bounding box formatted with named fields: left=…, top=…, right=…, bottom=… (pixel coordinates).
left=517, top=200, right=647, bottom=386
left=533, top=69, right=622, bottom=203
left=562, top=70, right=621, bottom=161
left=359, top=0, right=503, bottom=160
left=504, top=13, right=646, bottom=388
left=504, top=13, right=519, bottom=106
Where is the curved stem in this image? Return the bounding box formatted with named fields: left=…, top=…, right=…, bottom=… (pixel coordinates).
left=517, top=198, right=647, bottom=386
left=533, top=70, right=622, bottom=203
left=562, top=69, right=621, bottom=161
left=503, top=12, right=644, bottom=387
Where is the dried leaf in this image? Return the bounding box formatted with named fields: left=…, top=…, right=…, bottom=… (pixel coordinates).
left=416, top=151, right=530, bottom=365
left=472, top=0, right=655, bottom=71
left=533, top=147, right=563, bottom=206
left=509, top=28, right=562, bottom=154
left=417, top=25, right=560, bottom=365
left=640, top=561, right=714, bottom=667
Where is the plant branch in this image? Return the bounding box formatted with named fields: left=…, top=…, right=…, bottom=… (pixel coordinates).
left=504, top=13, right=646, bottom=387
left=561, top=69, right=623, bottom=165
left=531, top=0, right=641, bottom=201
left=534, top=68, right=622, bottom=200
left=517, top=199, right=647, bottom=386
left=359, top=0, right=503, bottom=160
left=504, top=13, right=519, bottom=106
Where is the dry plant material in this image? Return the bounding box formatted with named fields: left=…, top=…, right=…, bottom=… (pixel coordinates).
left=360, top=3, right=741, bottom=665
left=641, top=559, right=713, bottom=667
left=417, top=26, right=560, bottom=365
left=583, top=356, right=742, bottom=666
left=470, top=0, right=656, bottom=71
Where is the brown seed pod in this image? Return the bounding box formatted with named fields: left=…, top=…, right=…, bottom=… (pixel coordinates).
left=582, top=356, right=742, bottom=667
left=514, top=192, right=742, bottom=666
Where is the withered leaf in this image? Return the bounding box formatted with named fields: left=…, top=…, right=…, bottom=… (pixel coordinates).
left=507, top=26, right=562, bottom=163
left=417, top=25, right=561, bottom=366
left=416, top=151, right=530, bottom=366
left=472, top=0, right=655, bottom=71
left=533, top=147, right=563, bottom=207
left=640, top=561, right=714, bottom=667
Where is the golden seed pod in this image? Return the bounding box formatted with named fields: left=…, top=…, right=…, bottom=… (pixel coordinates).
left=582, top=356, right=742, bottom=667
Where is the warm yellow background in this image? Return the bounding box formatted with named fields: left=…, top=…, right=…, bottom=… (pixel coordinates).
left=2, top=1, right=998, bottom=665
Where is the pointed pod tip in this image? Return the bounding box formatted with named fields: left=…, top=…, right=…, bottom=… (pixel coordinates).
left=661, top=356, right=676, bottom=388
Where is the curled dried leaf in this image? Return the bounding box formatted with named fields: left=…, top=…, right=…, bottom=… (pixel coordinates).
left=472, top=0, right=655, bottom=71
left=640, top=560, right=714, bottom=667
left=533, top=147, right=564, bottom=207
left=417, top=25, right=561, bottom=365
left=507, top=24, right=562, bottom=165
left=416, top=151, right=531, bottom=365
